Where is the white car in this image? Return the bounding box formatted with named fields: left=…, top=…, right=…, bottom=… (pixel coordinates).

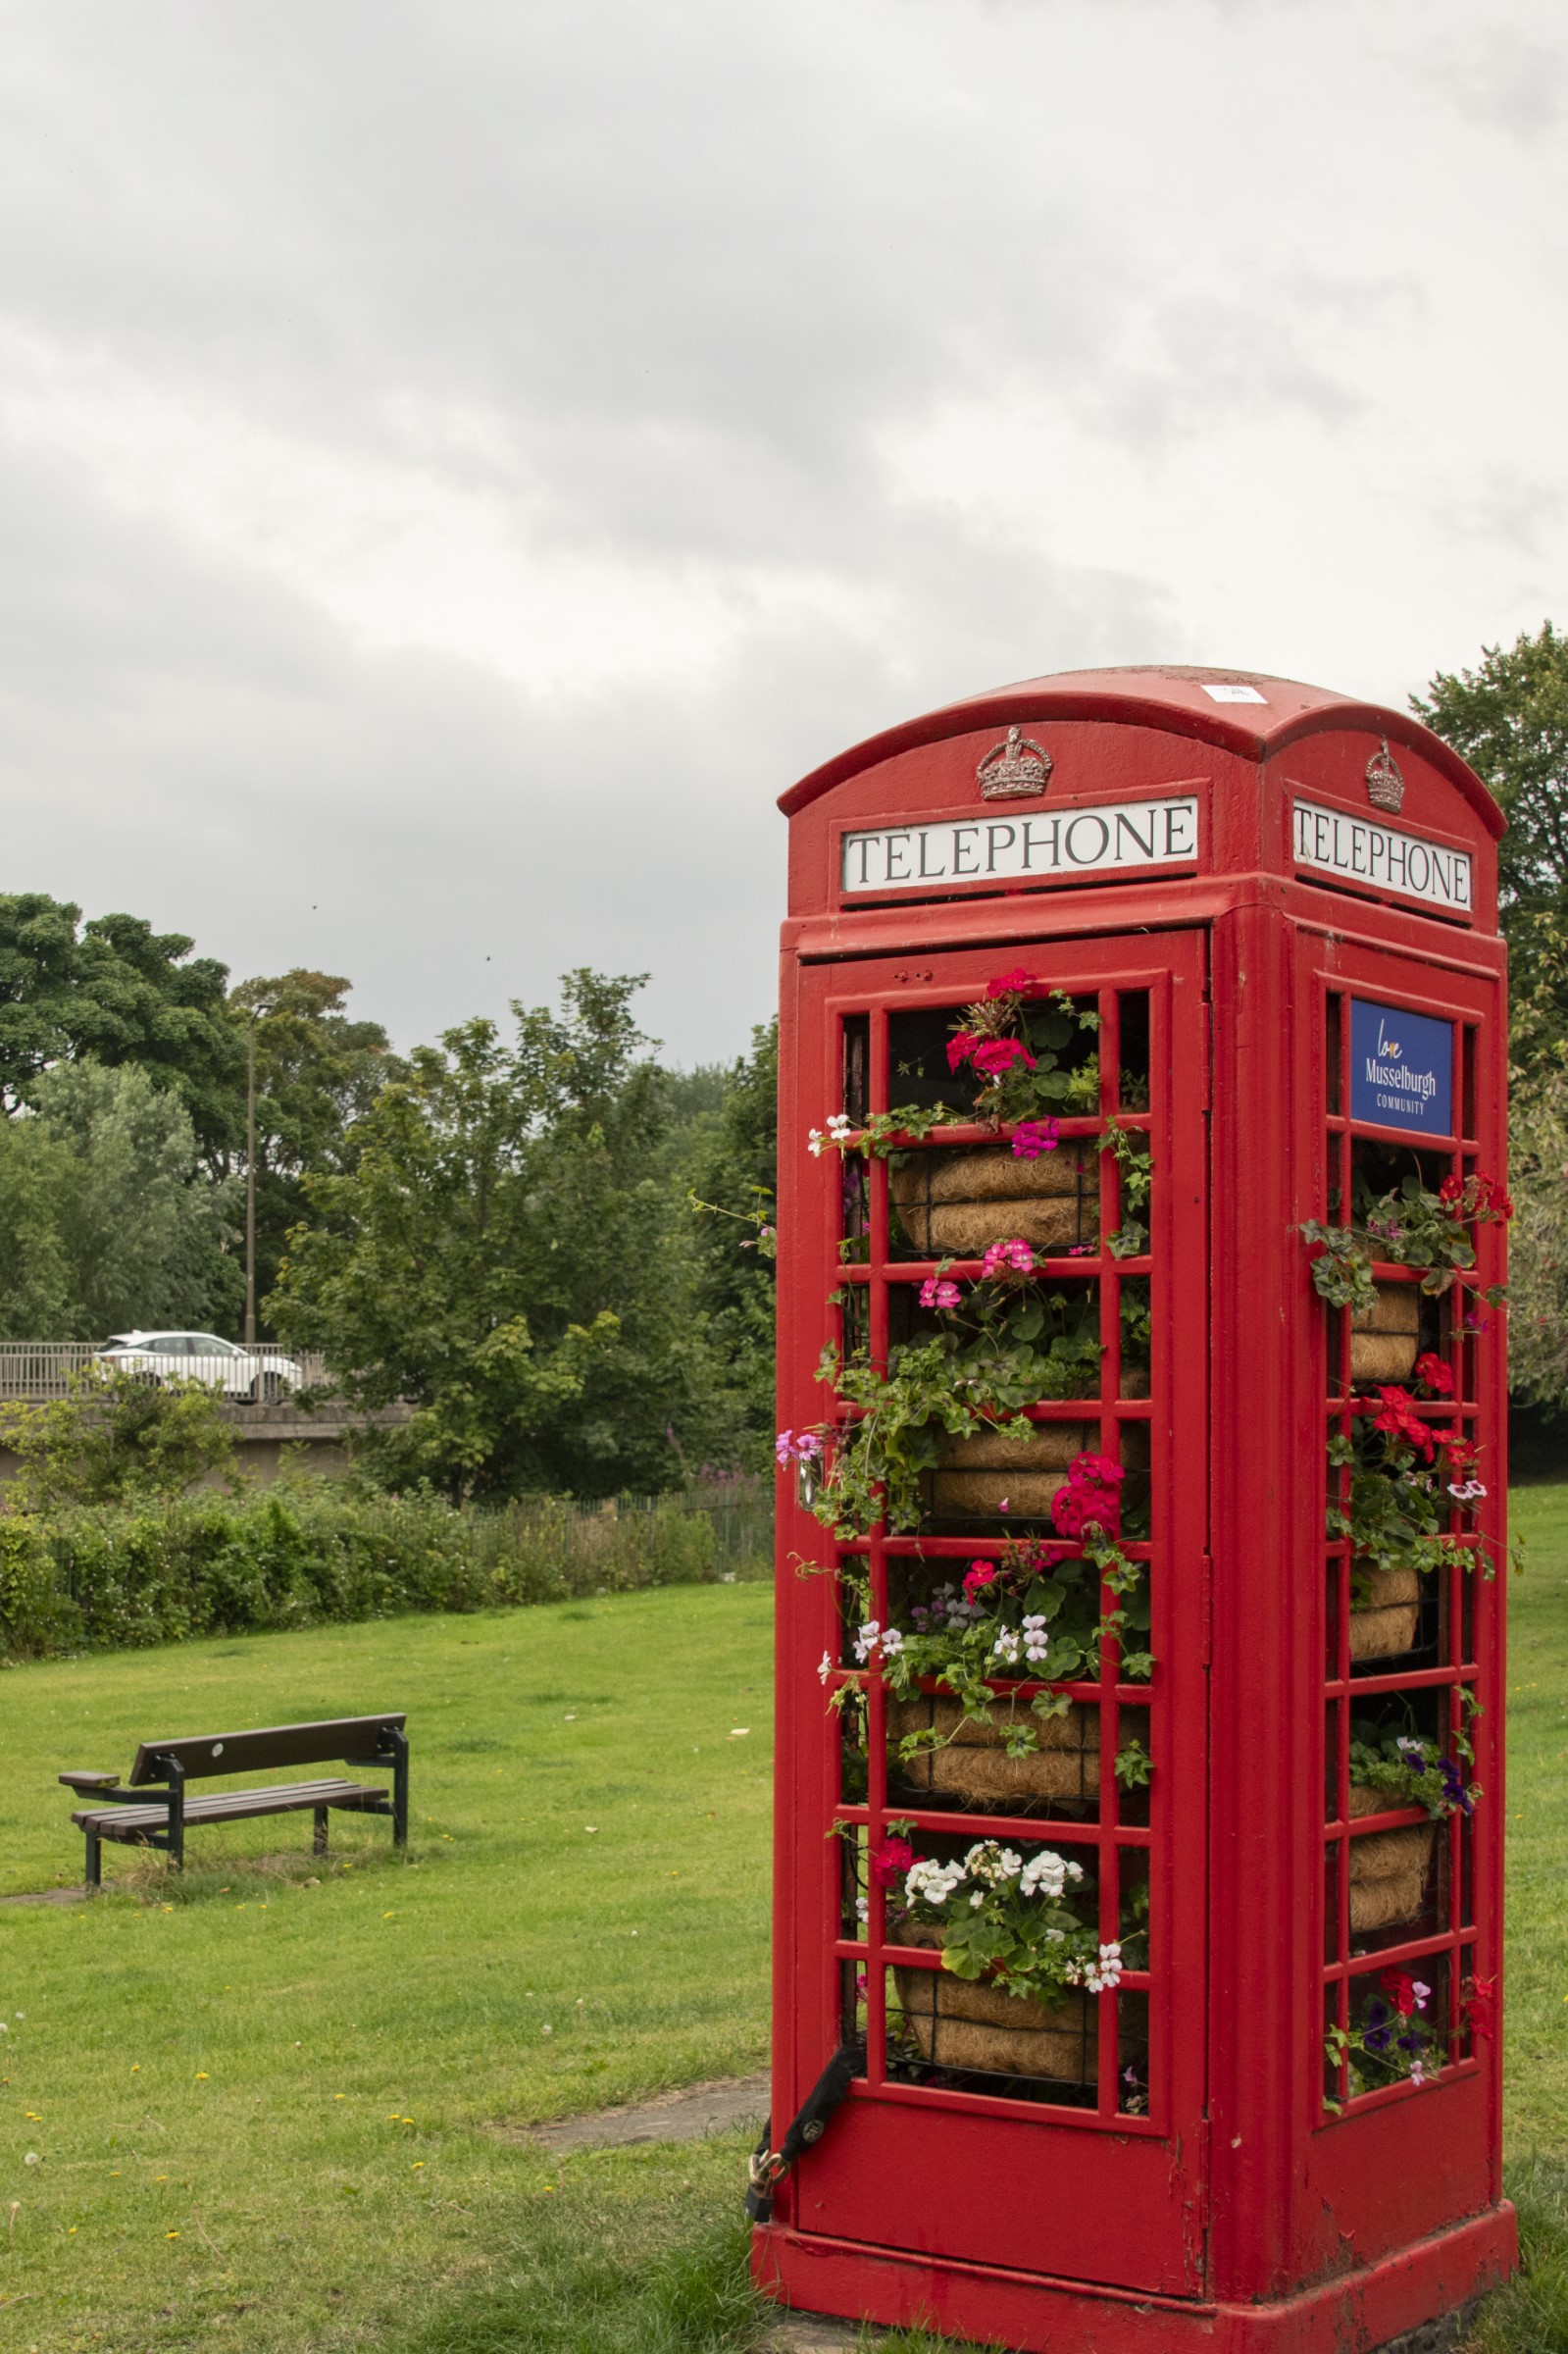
left=96, top=1332, right=303, bottom=1404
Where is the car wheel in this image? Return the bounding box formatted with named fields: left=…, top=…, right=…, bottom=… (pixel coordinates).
left=250, top=1371, right=284, bottom=1405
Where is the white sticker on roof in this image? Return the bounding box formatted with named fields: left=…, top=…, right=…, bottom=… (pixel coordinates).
left=1200, top=683, right=1267, bottom=704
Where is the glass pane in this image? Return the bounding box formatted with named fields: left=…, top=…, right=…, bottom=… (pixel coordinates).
left=1116, top=991, right=1150, bottom=1112
left=1116, top=1989, right=1150, bottom=2116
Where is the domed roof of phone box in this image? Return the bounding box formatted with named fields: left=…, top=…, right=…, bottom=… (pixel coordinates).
left=779, top=664, right=1504, bottom=840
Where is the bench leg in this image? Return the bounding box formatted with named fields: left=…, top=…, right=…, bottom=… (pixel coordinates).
left=389, top=1729, right=409, bottom=1848
left=84, top=1828, right=101, bottom=1891
left=314, top=1807, right=329, bottom=1857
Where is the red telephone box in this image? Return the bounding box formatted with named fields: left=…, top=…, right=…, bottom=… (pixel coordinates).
left=757, top=667, right=1516, bottom=2350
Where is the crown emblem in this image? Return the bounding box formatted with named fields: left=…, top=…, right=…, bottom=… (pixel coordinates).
left=977, top=725, right=1052, bottom=800
left=1365, top=738, right=1405, bottom=815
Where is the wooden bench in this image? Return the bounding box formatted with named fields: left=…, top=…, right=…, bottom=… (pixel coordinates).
left=60, top=1714, right=409, bottom=1887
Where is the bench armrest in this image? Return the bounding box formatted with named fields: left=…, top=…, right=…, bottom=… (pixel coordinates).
left=59, top=1770, right=121, bottom=1791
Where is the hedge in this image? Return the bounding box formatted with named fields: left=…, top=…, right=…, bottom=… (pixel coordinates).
left=0, top=1478, right=773, bottom=1661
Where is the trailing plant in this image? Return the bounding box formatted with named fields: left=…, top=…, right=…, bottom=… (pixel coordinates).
left=1105, top=1123, right=1151, bottom=1258
left=1327, top=1363, right=1492, bottom=1593
left=808, top=1243, right=1148, bottom=1540
left=893, top=1838, right=1123, bottom=2006
left=812, top=1459, right=1152, bottom=1778
left=1300, top=1167, right=1511, bottom=1307
left=807, top=968, right=1100, bottom=1159
left=1347, top=1716, right=1480, bottom=1820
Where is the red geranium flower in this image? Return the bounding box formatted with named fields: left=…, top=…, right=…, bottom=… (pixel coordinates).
left=1372, top=1386, right=1436, bottom=1460
left=1050, top=1453, right=1126, bottom=1542
left=969, top=1037, right=1037, bottom=1077
left=962, top=1561, right=998, bottom=1603
left=985, top=967, right=1037, bottom=999
left=946, top=1031, right=980, bottom=1073
left=1414, top=1352, right=1456, bottom=1397
left=1379, top=1969, right=1418, bottom=2017
left=1442, top=1171, right=1514, bottom=1222
left=870, top=1835, right=914, bottom=1889
left=1462, top=1973, right=1497, bottom=2040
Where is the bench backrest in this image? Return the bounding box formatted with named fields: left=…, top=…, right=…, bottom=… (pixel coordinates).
left=129, top=1714, right=406, bottom=1786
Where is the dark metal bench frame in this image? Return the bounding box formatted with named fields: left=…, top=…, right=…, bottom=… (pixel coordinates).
left=60, top=1714, right=409, bottom=1888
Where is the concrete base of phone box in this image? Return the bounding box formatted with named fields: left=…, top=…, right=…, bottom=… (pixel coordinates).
left=753, top=2200, right=1516, bottom=2352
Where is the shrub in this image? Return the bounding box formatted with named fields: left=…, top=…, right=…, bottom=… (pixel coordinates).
left=0, top=1477, right=772, bottom=1661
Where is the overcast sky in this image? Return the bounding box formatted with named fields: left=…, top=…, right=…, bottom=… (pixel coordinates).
left=1, top=1, right=1564, bottom=1065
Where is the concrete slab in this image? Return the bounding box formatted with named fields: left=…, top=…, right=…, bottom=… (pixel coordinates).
left=525, top=2071, right=770, bottom=2153
left=755, top=2315, right=864, bottom=2351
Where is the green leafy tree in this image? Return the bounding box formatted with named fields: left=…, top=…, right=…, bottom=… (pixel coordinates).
left=0, top=1064, right=236, bottom=1341
left=0, top=894, right=241, bottom=1158
left=683, top=1018, right=778, bottom=1462
left=0, top=1114, right=76, bottom=1335
left=270, top=972, right=733, bottom=1500
left=225, top=971, right=402, bottom=1329
left=1504, top=1069, right=1568, bottom=1412
left=0, top=1365, right=237, bottom=1511
left=1413, top=623, right=1568, bottom=1099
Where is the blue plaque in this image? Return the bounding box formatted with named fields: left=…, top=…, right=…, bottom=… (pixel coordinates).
left=1349, top=998, right=1453, bottom=1136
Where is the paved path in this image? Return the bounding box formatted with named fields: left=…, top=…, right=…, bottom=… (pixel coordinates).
left=529, top=2071, right=770, bottom=2153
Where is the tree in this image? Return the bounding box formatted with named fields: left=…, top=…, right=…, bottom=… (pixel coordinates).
left=270, top=972, right=735, bottom=1500
left=683, top=1018, right=778, bottom=1463
left=1413, top=624, right=1568, bottom=1098
left=0, top=1365, right=236, bottom=1511
left=0, top=894, right=241, bottom=1159
left=1501, top=1068, right=1568, bottom=1412
left=225, top=971, right=402, bottom=1330
left=1415, top=625, right=1568, bottom=1414
left=0, top=1114, right=76, bottom=1336
left=0, top=1063, right=237, bottom=1341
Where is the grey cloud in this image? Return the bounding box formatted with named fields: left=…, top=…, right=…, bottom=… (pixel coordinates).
left=0, top=0, right=1561, bottom=1071
left=1415, top=27, right=1568, bottom=137
left=0, top=433, right=1172, bottom=1064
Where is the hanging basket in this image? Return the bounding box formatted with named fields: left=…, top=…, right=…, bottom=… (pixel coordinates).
left=1346, top=1785, right=1436, bottom=1932
left=888, top=1693, right=1100, bottom=1808
left=1348, top=1282, right=1420, bottom=1383
left=889, top=1143, right=1097, bottom=1257
left=1347, top=1562, right=1421, bottom=1662
left=928, top=1423, right=1089, bottom=1519
left=892, top=1927, right=1095, bottom=2082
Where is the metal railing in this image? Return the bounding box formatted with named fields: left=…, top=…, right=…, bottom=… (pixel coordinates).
left=0, top=1342, right=328, bottom=1402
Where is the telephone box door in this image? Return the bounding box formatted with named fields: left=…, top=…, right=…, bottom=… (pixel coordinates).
left=774, top=928, right=1211, bottom=2297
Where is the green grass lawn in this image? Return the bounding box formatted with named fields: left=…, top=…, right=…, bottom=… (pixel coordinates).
left=0, top=1587, right=775, bottom=2353
left=6, top=1499, right=1568, bottom=2354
